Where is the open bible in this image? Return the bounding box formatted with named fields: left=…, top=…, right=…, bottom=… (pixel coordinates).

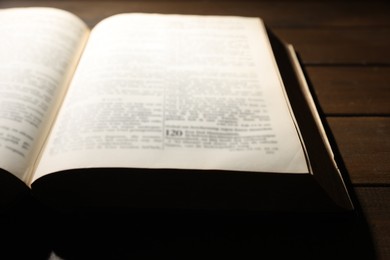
left=0, top=7, right=353, bottom=212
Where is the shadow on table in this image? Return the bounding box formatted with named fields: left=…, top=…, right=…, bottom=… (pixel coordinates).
left=0, top=192, right=376, bottom=260
left=1, top=155, right=376, bottom=260
left=44, top=208, right=379, bottom=259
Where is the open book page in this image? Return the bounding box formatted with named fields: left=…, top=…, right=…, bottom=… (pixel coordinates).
left=0, top=8, right=89, bottom=182
left=33, top=13, right=308, bottom=182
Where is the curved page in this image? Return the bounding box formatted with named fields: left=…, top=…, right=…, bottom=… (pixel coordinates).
left=34, top=14, right=308, bottom=182
left=0, top=8, right=89, bottom=182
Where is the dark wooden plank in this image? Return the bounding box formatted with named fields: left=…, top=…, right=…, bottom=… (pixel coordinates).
left=1, top=1, right=389, bottom=28
left=327, top=117, right=390, bottom=185
left=306, top=67, right=390, bottom=115
left=355, top=187, right=390, bottom=260
left=274, top=28, right=390, bottom=65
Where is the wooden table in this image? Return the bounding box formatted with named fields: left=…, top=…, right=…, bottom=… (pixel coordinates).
left=1, top=1, right=389, bottom=259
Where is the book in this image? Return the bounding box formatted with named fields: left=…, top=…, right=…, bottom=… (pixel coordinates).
left=0, top=7, right=353, bottom=212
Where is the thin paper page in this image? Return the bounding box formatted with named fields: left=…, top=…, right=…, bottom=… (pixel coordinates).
left=34, top=14, right=308, bottom=181
left=0, top=8, right=89, bottom=182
